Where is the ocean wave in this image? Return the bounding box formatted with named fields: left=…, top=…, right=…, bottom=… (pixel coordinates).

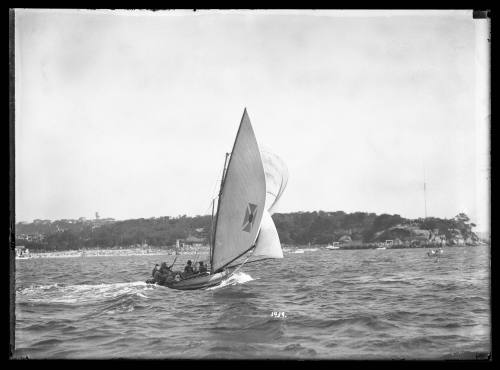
left=22, top=319, right=74, bottom=332
left=206, top=272, right=254, bottom=291
left=16, top=281, right=155, bottom=305
left=398, top=336, right=436, bottom=351
left=14, top=246, right=490, bottom=359
left=97, top=296, right=141, bottom=315
left=382, top=310, right=414, bottom=321
left=211, top=317, right=285, bottom=343
left=289, top=314, right=399, bottom=332
left=283, top=343, right=317, bottom=357
left=33, top=338, right=64, bottom=347
left=377, top=278, right=414, bottom=285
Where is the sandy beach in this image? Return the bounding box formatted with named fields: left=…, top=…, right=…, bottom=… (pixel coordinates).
left=15, top=247, right=209, bottom=260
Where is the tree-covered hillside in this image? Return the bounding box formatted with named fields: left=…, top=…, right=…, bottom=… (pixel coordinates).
left=15, top=211, right=479, bottom=251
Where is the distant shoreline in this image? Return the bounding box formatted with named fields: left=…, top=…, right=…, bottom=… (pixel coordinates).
left=15, top=248, right=209, bottom=260
left=14, top=243, right=487, bottom=260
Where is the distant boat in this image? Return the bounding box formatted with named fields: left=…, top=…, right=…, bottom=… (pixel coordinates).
left=326, top=242, right=340, bottom=250
left=376, top=246, right=386, bottom=250
left=146, top=109, right=288, bottom=290
left=427, top=248, right=443, bottom=257
left=326, top=240, right=341, bottom=250
left=294, top=249, right=305, bottom=254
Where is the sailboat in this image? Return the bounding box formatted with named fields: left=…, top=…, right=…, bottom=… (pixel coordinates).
left=146, top=109, right=288, bottom=290
left=326, top=242, right=340, bottom=250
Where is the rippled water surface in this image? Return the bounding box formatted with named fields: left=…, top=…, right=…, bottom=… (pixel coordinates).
left=14, top=246, right=490, bottom=359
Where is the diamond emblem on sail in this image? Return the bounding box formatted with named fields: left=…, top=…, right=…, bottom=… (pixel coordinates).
left=242, top=203, right=258, bottom=232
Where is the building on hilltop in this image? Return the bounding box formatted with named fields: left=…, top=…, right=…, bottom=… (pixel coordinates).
left=91, top=217, right=116, bottom=228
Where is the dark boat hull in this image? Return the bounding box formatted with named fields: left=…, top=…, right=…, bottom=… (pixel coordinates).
left=146, top=270, right=231, bottom=290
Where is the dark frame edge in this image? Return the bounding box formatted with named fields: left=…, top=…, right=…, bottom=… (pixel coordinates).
left=9, top=8, right=16, bottom=359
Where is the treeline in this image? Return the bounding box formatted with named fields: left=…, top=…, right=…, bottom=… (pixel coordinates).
left=15, top=211, right=478, bottom=251
left=272, top=211, right=478, bottom=245
left=272, top=211, right=404, bottom=244
left=16, top=215, right=211, bottom=251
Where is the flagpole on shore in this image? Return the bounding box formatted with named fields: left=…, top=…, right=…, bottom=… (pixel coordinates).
left=423, top=162, right=427, bottom=219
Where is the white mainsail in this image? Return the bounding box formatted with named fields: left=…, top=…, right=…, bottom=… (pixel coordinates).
left=211, top=109, right=267, bottom=272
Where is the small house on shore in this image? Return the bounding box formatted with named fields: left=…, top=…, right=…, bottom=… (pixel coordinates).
left=181, top=235, right=205, bottom=247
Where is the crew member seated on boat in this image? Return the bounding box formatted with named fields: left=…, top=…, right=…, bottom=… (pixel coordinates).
left=155, top=262, right=172, bottom=283
left=159, top=262, right=170, bottom=274
left=152, top=264, right=160, bottom=277
left=184, top=260, right=194, bottom=276
left=198, top=261, right=207, bottom=274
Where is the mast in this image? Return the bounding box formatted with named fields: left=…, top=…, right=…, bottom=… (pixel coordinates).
left=221, top=152, right=230, bottom=188
left=209, top=198, right=215, bottom=266
left=424, top=182, right=427, bottom=219
left=210, top=152, right=230, bottom=273
left=423, top=166, right=428, bottom=219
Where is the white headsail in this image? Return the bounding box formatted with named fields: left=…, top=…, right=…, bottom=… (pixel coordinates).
left=211, top=109, right=267, bottom=272
left=252, top=210, right=283, bottom=259
left=250, top=150, right=288, bottom=261
left=260, top=149, right=289, bottom=215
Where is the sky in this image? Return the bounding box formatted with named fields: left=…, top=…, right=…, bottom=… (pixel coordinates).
left=14, top=9, right=490, bottom=231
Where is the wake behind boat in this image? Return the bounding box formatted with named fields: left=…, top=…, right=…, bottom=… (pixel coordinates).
left=146, top=109, right=288, bottom=290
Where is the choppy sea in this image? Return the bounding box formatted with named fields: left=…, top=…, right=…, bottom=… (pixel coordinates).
left=14, top=246, right=490, bottom=359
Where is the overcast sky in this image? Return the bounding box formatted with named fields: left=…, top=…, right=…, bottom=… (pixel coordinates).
left=14, top=9, right=490, bottom=231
